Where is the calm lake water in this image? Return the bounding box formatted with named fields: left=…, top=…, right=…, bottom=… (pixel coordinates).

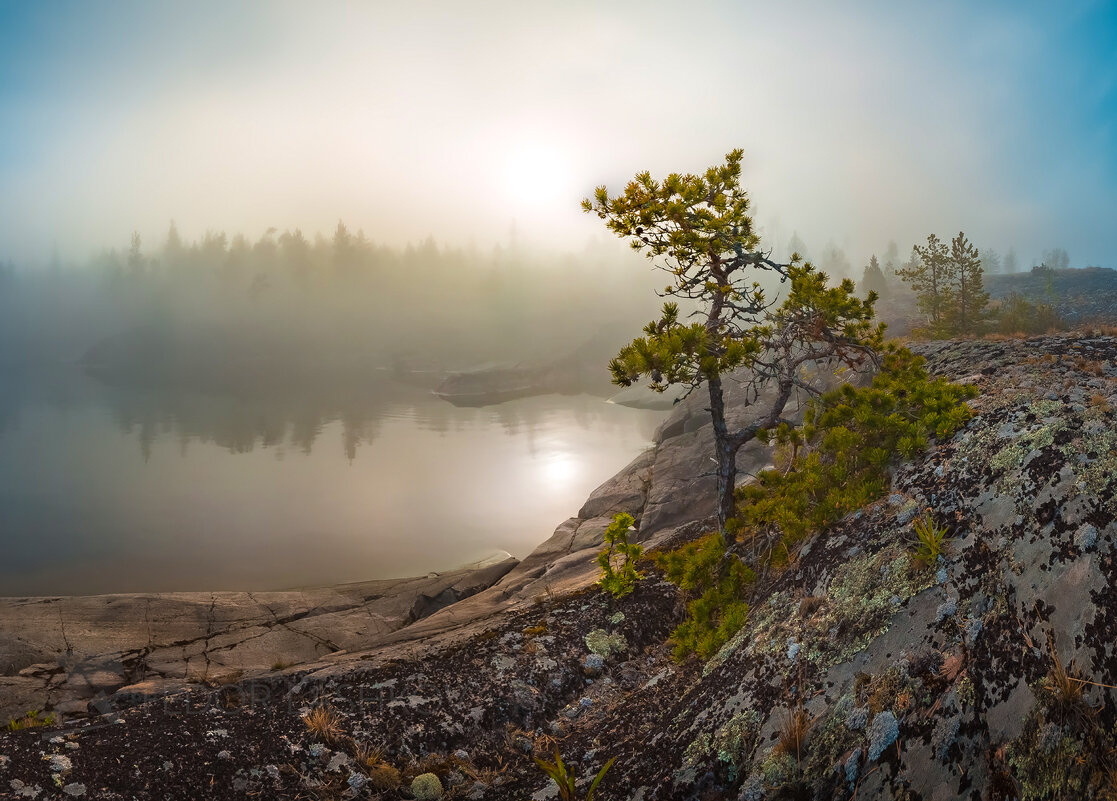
left=0, top=368, right=663, bottom=596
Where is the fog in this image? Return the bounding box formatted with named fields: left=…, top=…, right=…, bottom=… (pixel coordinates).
left=1, top=1, right=1114, bottom=272
left=0, top=224, right=662, bottom=375
left=1, top=2, right=1115, bottom=594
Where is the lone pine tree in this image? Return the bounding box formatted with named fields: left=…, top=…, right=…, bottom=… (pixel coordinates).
left=947, top=231, right=988, bottom=335
left=583, top=149, right=882, bottom=532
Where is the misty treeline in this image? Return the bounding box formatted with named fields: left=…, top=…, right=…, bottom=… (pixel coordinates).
left=849, top=236, right=1082, bottom=337
left=0, top=222, right=658, bottom=378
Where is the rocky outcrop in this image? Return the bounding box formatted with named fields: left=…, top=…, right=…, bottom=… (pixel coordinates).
left=361, top=365, right=811, bottom=652
left=0, top=556, right=516, bottom=723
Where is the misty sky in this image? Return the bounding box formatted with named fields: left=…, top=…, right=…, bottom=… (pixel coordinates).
left=1, top=1, right=1115, bottom=268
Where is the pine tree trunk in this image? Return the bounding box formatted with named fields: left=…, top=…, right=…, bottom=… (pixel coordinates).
left=707, top=374, right=736, bottom=532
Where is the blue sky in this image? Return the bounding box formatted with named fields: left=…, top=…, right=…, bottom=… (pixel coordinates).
left=0, top=0, right=1114, bottom=268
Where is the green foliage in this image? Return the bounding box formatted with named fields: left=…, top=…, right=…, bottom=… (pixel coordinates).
left=737, top=345, right=977, bottom=561
left=947, top=231, right=989, bottom=335
left=584, top=149, right=768, bottom=394
left=899, top=234, right=953, bottom=334
left=994, top=292, right=1065, bottom=335
left=655, top=533, right=755, bottom=660
left=909, top=513, right=951, bottom=567
left=6, top=709, right=54, bottom=731
left=534, top=750, right=615, bottom=801
left=596, top=512, right=644, bottom=599
left=656, top=346, right=974, bottom=662
left=585, top=150, right=884, bottom=534
left=899, top=231, right=989, bottom=336
left=859, top=255, right=889, bottom=299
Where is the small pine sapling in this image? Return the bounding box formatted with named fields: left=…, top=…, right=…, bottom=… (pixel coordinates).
left=534, top=750, right=615, bottom=801
left=909, top=513, right=951, bottom=568
left=597, top=512, right=644, bottom=599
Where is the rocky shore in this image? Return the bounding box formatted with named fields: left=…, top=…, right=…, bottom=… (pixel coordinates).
left=3, top=333, right=1117, bottom=800
left=0, top=556, right=518, bottom=725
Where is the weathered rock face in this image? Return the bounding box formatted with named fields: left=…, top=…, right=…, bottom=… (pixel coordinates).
left=0, top=556, right=516, bottom=723
left=4, top=334, right=1117, bottom=801
left=574, top=334, right=1117, bottom=800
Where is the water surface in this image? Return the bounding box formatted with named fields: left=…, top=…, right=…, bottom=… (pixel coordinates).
left=0, top=368, right=662, bottom=595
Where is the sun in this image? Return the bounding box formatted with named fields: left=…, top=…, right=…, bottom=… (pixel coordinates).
left=500, top=142, right=572, bottom=211
left=541, top=451, right=578, bottom=487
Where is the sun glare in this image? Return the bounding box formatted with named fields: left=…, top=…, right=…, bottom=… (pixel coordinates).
left=542, top=451, right=578, bottom=487
left=500, top=142, right=572, bottom=211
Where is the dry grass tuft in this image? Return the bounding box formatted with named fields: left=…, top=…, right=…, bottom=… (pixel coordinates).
left=774, top=706, right=814, bottom=763
left=1073, top=357, right=1106, bottom=376
left=302, top=705, right=345, bottom=744
left=354, top=741, right=386, bottom=769
left=1044, top=636, right=1088, bottom=716
left=798, top=595, right=825, bottom=618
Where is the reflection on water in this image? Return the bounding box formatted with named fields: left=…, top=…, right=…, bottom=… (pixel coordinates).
left=0, top=368, right=663, bottom=596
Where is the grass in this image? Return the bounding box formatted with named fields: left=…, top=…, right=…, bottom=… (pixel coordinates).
left=1072, top=356, right=1106, bottom=376
left=354, top=741, right=386, bottom=768
left=302, top=705, right=345, bottom=743
left=798, top=595, right=824, bottom=618
left=1043, top=634, right=1090, bottom=723
left=773, top=706, right=814, bottom=764
left=6, top=709, right=55, bottom=731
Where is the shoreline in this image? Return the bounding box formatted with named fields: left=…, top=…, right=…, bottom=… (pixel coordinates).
left=0, top=368, right=733, bottom=722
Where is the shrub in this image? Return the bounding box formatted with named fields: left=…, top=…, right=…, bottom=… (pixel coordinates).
left=655, top=533, right=755, bottom=660
left=658, top=345, right=975, bottom=662
left=737, top=345, right=976, bottom=567
left=994, top=292, right=1065, bottom=335
left=596, top=512, right=644, bottom=599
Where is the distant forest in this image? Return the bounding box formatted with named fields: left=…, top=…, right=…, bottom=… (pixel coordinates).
left=0, top=223, right=658, bottom=380
left=0, top=223, right=1098, bottom=381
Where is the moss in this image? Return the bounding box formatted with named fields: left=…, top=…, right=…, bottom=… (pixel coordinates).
left=366, top=763, right=402, bottom=790
left=1005, top=711, right=1091, bottom=800
left=818, top=550, right=933, bottom=664
left=1069, top=426, right=1117, bottom=500
left=956, top=676, right=975, bottom=708
left=712, top=709, right=763, bottom=773
left=709, top=547, right=933, bottom=676
left=584, top=628, right=627, bottom=656
left=758, top=749, right=798, bottom=786
left=989, top=418, right=1065, bottom=474
left=804, top=696, right=862, bottom=788
left=410, top=772, right=444, bottom=800
left=683, top=732, right=713, bottom=767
